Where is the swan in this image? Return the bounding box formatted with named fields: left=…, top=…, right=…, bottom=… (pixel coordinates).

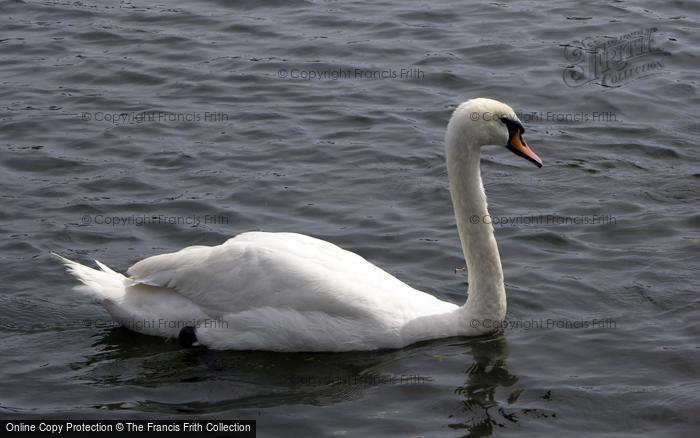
left=54, top=98, right=542, bottom=352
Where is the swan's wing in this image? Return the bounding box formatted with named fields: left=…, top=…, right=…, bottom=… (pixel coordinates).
left=126, top=232, right=440, bottom=319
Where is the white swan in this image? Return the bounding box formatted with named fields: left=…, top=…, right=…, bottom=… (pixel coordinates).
left=54, top=98, right=542, bottom=352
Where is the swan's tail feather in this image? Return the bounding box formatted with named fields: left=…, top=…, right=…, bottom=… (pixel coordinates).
left=51, top=252, right=128, bottom=302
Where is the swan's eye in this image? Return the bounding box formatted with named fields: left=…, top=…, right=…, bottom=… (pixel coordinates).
left=499, top=117, right=525, bottom=136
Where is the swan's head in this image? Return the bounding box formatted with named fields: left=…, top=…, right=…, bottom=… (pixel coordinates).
left=447, top=98, right=542, bottom=167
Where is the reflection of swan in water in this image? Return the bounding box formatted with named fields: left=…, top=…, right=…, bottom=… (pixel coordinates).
left=449, top=335, right=555, bottom=436
left=77, top=329, right=553, bottom=429
left=78, top=327, right=415, bottom=411
left=450, top=335, right=519, bottom=435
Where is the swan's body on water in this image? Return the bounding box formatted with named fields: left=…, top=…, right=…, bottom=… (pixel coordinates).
left=54, top=98, right=542, bottom=352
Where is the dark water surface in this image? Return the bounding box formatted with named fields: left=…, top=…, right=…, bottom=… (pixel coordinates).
left=1, top=0, right=699, bottom=436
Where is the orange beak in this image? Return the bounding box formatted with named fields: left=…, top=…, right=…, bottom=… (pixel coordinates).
left=507, top=129, right=542, bottom=168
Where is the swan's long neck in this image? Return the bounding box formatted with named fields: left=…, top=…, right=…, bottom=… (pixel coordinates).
left=446, top=132, right=506, bottom=322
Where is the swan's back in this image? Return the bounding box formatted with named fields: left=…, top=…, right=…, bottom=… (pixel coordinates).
left=128, top=232, right=455, bottom=325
